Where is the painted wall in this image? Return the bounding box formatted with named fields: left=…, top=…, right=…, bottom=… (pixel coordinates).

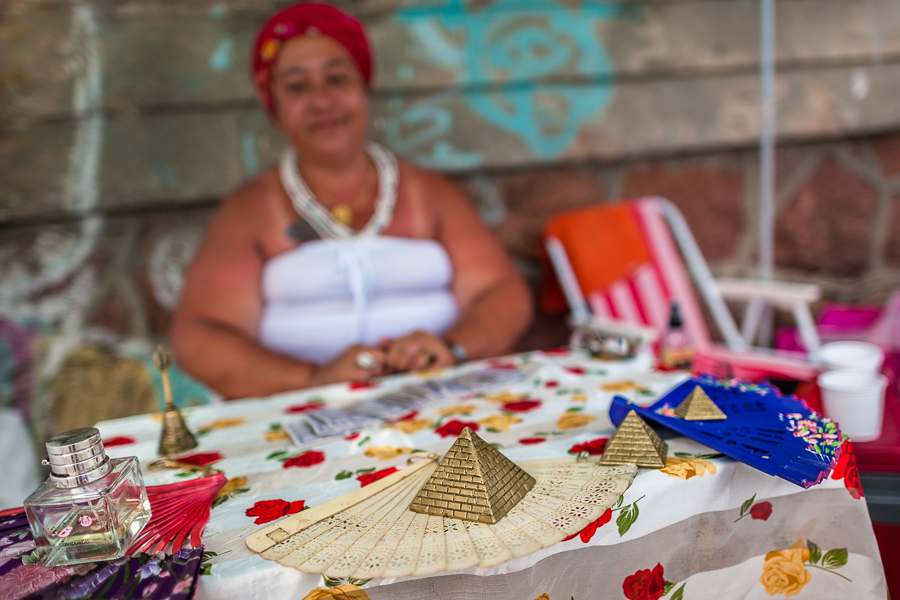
left=1, top=0, right=899, bottom=442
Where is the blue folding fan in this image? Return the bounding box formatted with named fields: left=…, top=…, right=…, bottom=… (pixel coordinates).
left=609, top=376, right=843, bottom=488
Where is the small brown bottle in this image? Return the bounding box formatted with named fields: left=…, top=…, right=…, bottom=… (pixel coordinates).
left=660, top=301, right=694, bottom=370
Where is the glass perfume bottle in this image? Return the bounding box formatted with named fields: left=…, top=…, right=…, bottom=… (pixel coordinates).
left=660, top=301, right=694, bottom=369
left=24, top=427, right=152, bottom=567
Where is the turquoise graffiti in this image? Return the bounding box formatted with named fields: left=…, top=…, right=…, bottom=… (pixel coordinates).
left=383, top=97, right=484, bottom=170
left=392, top=0, right=633, bottom=162
left=209, top=36, right=235, bottom=72
left=241, top=133, right=261, bottom=176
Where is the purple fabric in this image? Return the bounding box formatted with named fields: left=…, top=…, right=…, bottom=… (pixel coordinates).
left=23, top=548, right=203, bottom=600
left=0, top=509, right=203, bottom=600
left=0, top=509, right=33, bottom=580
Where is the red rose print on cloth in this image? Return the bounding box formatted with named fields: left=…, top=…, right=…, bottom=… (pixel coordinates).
left=622, top=563, right=666, bottom=600
left=831, top=439, right=864, bottom=499
left=284, top=401, right=324, bottom=414
left=544, top=380, right=559, bottom=388
left=245, top=499, right=306, bottom=525
left=175, top=452, right=224, bottom=467
left=501, top=399, right=541, bottom=413
left=387, top=410, right=419, bottom=424
left=541, top=347, right=569, bottom=356
left=348, top=380, right=378, bottom=390
left=569, top=437, right=609, bottom=455
left=563, top=366, right=586, bottom=375
left=435, top=419, right=479, bottom=438
left=357, top=467, right=399, bottom=487
left=282, top=450, right=326, bottom=469
left=736, top=494, right=774, bottom=522
left=565, top=508, right=612, bottom=542
left=750, top=501, right=773, bottom=521
left=102, top=436, right=135, bottom=447
left=519, top=437, right=546, bottom=445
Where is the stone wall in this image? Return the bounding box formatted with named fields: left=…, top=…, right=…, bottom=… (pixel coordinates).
left=2, top=0, right=900, bottom=442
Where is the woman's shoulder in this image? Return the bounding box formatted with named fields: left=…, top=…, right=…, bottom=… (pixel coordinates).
left=204, top=166, right=293, bottom=247
left=209, top=166, right=284, bottom=225
left=224, top=166, right=282, bottom=210
left=396, top=158, right=468, bottom=208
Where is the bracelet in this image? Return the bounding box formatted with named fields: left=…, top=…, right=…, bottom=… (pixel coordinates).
left=444, top=339, right=468, bottom=365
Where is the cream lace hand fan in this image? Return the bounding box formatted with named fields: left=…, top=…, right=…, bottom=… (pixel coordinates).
left=246, top=428, right=636, bottom=579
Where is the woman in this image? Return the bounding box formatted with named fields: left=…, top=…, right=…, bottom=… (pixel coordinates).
left=171, top=3, right=532, bottom=399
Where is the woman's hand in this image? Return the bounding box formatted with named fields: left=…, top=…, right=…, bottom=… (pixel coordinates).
left=311, top=344, right=386, bottom=387
left=382, top=331, right=455, bottom=374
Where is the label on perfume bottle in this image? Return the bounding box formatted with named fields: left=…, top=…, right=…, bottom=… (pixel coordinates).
left=57, top=538, right=92, bottom=547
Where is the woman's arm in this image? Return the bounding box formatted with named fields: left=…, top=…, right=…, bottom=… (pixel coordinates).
left=383, top=170, right=533, bottom=371
left=434, top=173, right=533, bottom=359
left=170, top=185, right=381, bottom=399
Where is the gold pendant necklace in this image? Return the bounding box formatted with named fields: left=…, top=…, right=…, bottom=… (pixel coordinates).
left=331, top=203, right=353, bottom=226
left=306, top=160, right=372, bottom=229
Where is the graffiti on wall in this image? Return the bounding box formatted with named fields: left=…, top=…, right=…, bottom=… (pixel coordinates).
left=384, top=0, right=631, bottom=168
left=0, top=2, right=106, bottom=379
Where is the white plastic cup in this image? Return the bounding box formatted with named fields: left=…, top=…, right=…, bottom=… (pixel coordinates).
left=816, top=341, right=884, bottom=373
left=818, top=369, right=887, bottom=442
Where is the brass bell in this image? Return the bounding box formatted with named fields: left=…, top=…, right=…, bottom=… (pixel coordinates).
left=153, top=345, right=198, bottom=456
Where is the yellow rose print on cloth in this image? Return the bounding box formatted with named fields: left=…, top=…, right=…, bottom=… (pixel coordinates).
left=534, top=594, right=551, bottom=600
left=386, top=418, right=434, bottom=434
left=571, top=392, right=588, bottom=402
left=438, top=404, right=478, bottom=416
left=416, top=367, right=445, bottom=378
left=200, top=417, right=246, bottom=430
left=659, top=456, right=717, bottom=480
left=213, top=476, right=248, bottom=500
left=760, top=540, right=811, bottom=597
left=301, top=584, right=371, bottom=600
left=263, top=423, right=290, bottom=442
left=484, top=391, right=526, bottom=404
left=759, top=537, right=852, bottom=596
left=557, top=412, right=597, bottom=431
left=601, top=380, right=650, bottom=393
left=364, top=446, right=413, bottom=461
left=479, top=414, right=523, bottom=432
left=264, top=429, right=290, bottom=442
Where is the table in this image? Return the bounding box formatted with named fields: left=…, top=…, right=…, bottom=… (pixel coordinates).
left=94, top=350, right=887, bottom=600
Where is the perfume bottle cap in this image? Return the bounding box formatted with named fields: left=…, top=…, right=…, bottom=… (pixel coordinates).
left=45, top=427, right=112, bottom=487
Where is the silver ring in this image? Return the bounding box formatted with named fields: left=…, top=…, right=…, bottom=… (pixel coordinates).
left=355, top=351, right=378, bottom=370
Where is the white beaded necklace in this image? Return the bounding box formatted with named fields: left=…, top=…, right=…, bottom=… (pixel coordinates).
left=279, top=142, right=398, bottom=240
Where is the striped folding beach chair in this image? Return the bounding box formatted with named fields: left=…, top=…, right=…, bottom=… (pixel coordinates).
left=543, top=196, right=822, bottom=383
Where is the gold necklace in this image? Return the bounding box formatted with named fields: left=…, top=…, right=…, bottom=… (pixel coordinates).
left=309, top=162, right=373, bottom=227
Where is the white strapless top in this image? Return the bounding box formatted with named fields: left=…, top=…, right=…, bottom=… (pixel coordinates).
left=258, top=236, right=459, bottom=364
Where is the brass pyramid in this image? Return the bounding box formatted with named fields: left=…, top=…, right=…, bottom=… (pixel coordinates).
left=409, top=427, right=535, bottom=524
left=674, top=386, right=727, bottom=421
left=597, top=411, right=668, bottom=468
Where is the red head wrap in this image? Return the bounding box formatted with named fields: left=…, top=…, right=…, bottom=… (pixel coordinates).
left=251, top=3, right=374, bottom=118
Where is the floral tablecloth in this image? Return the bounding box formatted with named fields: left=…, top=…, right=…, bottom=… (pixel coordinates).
left=94, top=350, right=887, bottom=600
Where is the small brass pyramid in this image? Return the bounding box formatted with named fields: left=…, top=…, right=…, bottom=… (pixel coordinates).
left=409, top=427, right=535, bottom=524
left=598, top=411, right=668, bottom=468
left=674, top=386, right=727, bottom=421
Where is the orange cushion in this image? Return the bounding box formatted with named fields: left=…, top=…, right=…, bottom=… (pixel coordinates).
left=540, top=203, right=652, bottom=314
